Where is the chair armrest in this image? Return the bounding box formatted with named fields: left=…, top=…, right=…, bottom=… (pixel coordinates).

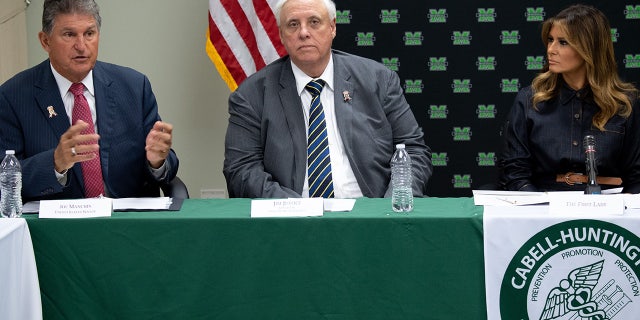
left=161, top=176, right=190, bottom=199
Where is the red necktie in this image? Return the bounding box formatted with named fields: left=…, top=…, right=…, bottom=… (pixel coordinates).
left=69, top=83, right=104, bottom=198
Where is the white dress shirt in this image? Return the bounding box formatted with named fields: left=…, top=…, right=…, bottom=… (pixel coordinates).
left=291, top=55, right=364, bottom=199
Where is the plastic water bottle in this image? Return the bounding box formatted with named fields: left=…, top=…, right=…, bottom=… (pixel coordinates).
left=391, top=144, right=413, bottom=212
left=0, top=150, right=22, bottom=218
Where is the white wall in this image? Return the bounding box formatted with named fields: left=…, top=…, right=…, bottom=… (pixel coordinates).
left=25, top=0, right=231, bottom=198
left=0, top=0, right=28, bottom=82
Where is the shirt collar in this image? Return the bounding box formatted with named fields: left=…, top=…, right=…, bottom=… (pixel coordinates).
left=559, top=78, right=591, bottom=105
left=50, top=63, right=95, bottom=98
left=291, top=54, right=334, bottom=96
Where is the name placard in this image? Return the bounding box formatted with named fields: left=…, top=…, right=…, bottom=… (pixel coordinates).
left=251, top=198, right=323, bottom=218
left=39, top=198, right=113, bottom=218
left=548, top=193, right=624, bottom=215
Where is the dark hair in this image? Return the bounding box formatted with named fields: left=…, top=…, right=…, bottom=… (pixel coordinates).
left=42, top=0, right=101, bottom=34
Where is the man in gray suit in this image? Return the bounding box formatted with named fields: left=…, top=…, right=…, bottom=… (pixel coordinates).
left=223, top=0, right=432, bottom=198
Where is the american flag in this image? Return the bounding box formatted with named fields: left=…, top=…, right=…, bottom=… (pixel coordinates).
left=207, top=0, right=287, bottom=91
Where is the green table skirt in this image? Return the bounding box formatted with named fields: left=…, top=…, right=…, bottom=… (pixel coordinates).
left=25, top=197, right=485, bottom=319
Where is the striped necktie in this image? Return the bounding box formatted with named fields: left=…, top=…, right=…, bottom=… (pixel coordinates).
left=306, top=79, right=334, bottom=198
left=69, top=83, right=104, bottom=198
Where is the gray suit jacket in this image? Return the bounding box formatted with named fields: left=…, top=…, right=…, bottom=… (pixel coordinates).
left=223, top=50, right=431, bottom=198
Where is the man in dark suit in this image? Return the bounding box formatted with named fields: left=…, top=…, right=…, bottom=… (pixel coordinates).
left=0, top=0, right=178, bottom=202
left=223, top=0, right=432, bottom=198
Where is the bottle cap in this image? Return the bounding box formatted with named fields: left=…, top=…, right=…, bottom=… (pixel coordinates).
left=395, top=144, right=405, bottom=149
left=5, top=150, right=15, bottom=155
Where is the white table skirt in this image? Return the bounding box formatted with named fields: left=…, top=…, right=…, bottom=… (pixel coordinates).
left=0, top=219, right=42, bottom=320
left=484, top=206, right=640, bottom=320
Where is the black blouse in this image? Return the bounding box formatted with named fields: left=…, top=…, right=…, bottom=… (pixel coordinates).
left=499, top=83, right=640, bottom=193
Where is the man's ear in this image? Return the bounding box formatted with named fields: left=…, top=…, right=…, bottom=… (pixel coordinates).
left=38, top=31, right=51, bottom=53
left=331, top=18, right=336, bottom=38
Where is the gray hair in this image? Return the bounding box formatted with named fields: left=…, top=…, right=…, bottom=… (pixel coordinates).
left=42, top=0, right=102, bottom=34
left=274, top=0, right=336, bottom=26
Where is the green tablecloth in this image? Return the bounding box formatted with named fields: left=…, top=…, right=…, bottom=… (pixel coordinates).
left=25, top=197, right=485, bottom=319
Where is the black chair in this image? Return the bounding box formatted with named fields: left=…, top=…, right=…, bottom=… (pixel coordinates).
left=476, top=182, right=501, bottom=190
left=160, top=176, right=190, bottom=199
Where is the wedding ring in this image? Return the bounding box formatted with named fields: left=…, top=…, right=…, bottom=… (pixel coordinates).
left=71, top=147, right=77, bottom=156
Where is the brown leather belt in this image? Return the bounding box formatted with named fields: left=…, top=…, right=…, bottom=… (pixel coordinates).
left=556, top=172, right=622, bottom=186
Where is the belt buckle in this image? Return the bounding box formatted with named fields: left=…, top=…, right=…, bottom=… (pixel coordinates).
left=564, top=172, right=584, bottom=185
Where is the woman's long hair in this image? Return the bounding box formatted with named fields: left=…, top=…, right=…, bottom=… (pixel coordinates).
left=531, top=4, right=637, bottom=130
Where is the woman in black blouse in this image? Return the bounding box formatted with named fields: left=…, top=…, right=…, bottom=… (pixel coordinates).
left=499, top=4, right=640, bottom=193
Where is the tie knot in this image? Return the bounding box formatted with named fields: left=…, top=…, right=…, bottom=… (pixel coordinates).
left=69, top=83, right=85, bottom=96
left=305, top=79, right=325, bottom=97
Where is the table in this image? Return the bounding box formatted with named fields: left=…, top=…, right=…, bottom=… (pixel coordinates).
left=483, top=205, right=640, bottom=320
left=0, top=219, right=42, bottom=320
left=25, top=198, right=485, bottom=319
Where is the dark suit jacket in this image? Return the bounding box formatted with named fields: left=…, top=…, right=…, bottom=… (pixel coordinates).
left=223, top=50, right=432, bottom=198
left=0, top=60, right=179, bottom=202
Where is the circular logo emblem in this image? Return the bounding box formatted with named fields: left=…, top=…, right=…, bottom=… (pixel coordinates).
left=500, top=219, right=640, bottom=319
